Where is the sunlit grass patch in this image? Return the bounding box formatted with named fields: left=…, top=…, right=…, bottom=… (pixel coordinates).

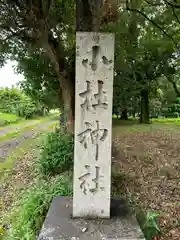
left=0, top=112, right=21, bottom=127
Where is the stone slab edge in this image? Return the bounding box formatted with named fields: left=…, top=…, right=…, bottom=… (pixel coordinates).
left=38, top=197, right=145, bottom=240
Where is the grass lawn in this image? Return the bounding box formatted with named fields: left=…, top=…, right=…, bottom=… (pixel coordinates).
left=152, top=117, right=180, bottom=125
left=112, top=120, right=180, bottom=240
left=0, top=112, right=21, bottom=127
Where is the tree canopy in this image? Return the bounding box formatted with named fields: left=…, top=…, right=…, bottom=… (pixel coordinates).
left=1, top=0, right=180, bottom=128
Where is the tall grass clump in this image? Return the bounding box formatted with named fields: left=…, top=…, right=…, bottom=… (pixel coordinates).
left=7, top=174, right=72, bottom=240
left=37, top=131, right=74, bottom=176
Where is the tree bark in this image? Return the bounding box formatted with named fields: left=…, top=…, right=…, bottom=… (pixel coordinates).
left=52, top=69, right=74, bottom=133
left=54, top=0, right=104, bottom=133
left=120, top=108, right=128, bottom=120
left=76, top=0, right=104, bottom=32
left=140, top=88, right=150, bottom=123
left=76, top=0, right=93, bottom=31
left=41, top=38, right=75, bottom=133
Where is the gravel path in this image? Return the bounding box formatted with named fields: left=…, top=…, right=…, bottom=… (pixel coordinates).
left=0, top=120, right=56, bottom=162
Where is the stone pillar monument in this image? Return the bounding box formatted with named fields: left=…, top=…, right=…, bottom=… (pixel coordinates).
left=38, top=32, right=145, bottom=240
left=73, top=32, right=114, bottom=218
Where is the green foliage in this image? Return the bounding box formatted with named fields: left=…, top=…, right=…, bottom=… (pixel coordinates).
left=0, top=88, right=47, bottom=119
left=176, top=98, right=180, bottom=104
left=161, top=108, right=175, bottom=118
left=153, top=118, right=180, bottom=125
left=17, top=50, right=61, bottom=110
left=7, top=174, right=72, bottom=240
left=0, top=112, right=20, bottom=126
left=150, top=99, right=162, bottom=118
left=0, top=88, right=21, bottom=112
left=38, top=131, right=74, bottom=176
left=142, top=211, right=161, bottom=240
left=0, top=0, right=75, bottom=117
left=1, top=0, right=180, bottom=124
left=137, top=210, right=161, bottom=240
left=162, top=98, right=180, bottom=118
left=17, top=98, right=39, bottom=119
left=173, top=112, right=179, bottom=118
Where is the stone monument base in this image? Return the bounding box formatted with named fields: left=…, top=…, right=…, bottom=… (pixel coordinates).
left=38, top=197, right=145, bottom=240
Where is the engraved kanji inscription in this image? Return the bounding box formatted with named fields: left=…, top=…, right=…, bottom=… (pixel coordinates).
left=93, top=80, right=108, bottom=109
left=82, top=59, right=88, bottom=67
left=79, top=81, right=95, bottom=112
left=91, top=45, right=100, bottom=71
left=79, top=165, right=104, bottom=195
left=79, top=80, right=108, bottom=112
left=102, top=56, right=113, bottom=65
left=91, top=121, right=108, bottom=161
left=81, top=45, right=112, bottom=72
left=77, top=122, right=93, bottom=149
left=77, top=121, right=108, bottom=161
left=79, top=164, right=91, bottom=195
left=89, top=166, right=104, bottom=194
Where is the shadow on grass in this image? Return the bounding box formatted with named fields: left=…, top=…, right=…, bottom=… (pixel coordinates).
left=112, top=119, right=153, bottom=136
left=112, top=119, right=139, bottom=126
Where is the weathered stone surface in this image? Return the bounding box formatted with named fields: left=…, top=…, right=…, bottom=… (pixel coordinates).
left=73, top=32, right=115, bottom=218
left=38, top=196, right=145, bottom=240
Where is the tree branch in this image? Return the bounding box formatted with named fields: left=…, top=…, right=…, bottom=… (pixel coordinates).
left=164, top=0, right=180, bottom=8
left=164, top=0, right=180, bottom=25
left=166, top=76, right=180, bottom=97
left=0, top=24, right=17, bottom=35
left=172, top=6, right=180, bottom=25
left=43, top=0, right=53, bottom=17
left=126, top=3, right=177, bottom=45
left=144, top=0, right=163, bottom=6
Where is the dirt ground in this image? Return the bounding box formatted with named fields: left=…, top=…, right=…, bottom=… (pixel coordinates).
left=113, top=124, right=180, bottom=240
left=1, top=148, right=38, bottom=219
left=1, top=121, right=57, bottom=223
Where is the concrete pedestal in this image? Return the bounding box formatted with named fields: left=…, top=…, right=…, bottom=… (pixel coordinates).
left=38, top=197, right=145, bottom=240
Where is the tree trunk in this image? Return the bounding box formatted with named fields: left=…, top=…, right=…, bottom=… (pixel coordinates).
left=41, top=39, right=75, bottom=133
left=59, top=74, right=74, bottom=133
left=132, top=109, right=136, bottom=118
left=120, top=108, right=128, bottom=120
left=76, top=0, right=93, bottom=31
left=76, top=0, right=104, bottom=32
left=140, top=88, right=150, bottom=123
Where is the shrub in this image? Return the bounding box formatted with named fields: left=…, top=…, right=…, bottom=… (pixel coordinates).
left=0, top=88, right=47, bottom=119
left=38, top=131, right=74, bottom=176
left=7, top=174, right=72, bottom=240
left=137, top=210, right=161, bottom=240
left=143, top=211, right=161, bottom=240
left=18, top=101, right=38, bottom=119
left=173, top=112, right=179, bottom=118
